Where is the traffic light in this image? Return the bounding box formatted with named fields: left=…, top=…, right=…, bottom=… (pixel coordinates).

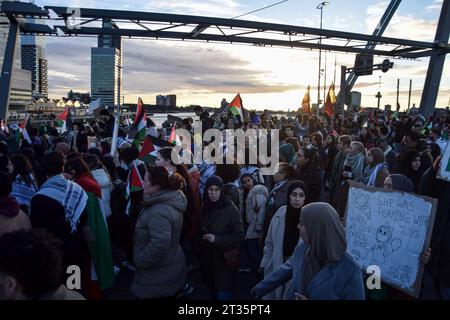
left=354, top=54, right=374, bottom=76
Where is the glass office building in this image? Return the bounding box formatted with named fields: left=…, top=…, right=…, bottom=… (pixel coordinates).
left=91, top=47, right=121, bottom=107
left=21, top=21, right=48, bottom=99
left=91, top=19, right=123, bottom=109
left=0, top=0, right=32, bottom=114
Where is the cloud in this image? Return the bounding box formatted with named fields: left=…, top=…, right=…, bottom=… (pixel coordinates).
left=365, top=2, right=438, bottom=42
left=43, top=36, right=300, bottom=99
left=426, top=0, right=443, bottom=12
left=353, top=82, right=379, bottom=89
left=143, top=0, right=244, bottom=17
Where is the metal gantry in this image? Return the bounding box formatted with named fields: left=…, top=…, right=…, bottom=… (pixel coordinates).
left=1, top=0, right=449, bottom=119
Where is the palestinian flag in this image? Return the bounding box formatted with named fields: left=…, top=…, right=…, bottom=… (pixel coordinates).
left=55, top=107, right=72, bottom=133
left=139, top=136, right=157, bottom=165
left=127, top=98, right=146, bottom=147
left=301, top=85, right=311, bottom=114
left=125, top=161, right=144, bottom=215
left=229, top=93, right=245, bottom=120
left=168, top=123, right=177, bottom=145
left=110, top=115, right=119, bottom=157
left=85, top=192, right=115, bottom=291
left=324, top=83, right=336, bottom=118
left=147, top=135, right=174, bottom=148
left=19, top=115, right=32, bottom=144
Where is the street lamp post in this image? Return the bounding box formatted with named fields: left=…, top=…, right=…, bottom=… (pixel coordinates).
left=316, top=1, right=329, bottom=118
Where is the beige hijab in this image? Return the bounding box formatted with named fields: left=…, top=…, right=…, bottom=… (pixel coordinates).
left=300, top=202, right=347, bottom=288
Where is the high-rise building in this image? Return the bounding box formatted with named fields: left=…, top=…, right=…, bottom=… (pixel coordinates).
left=0, top=0, right=32, bottom=114
left=21, top=20, right=48, bottom=99
left=156, top=94, right=177, bottom=107
left=91, top=18, right=123, bottom=109
left=91, top=47, right=121, bottom=107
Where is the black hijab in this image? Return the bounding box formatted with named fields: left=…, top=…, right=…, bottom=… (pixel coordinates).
left=283, top=180, right=309, bottom=258
left=202, top=175, right=230, bottom=213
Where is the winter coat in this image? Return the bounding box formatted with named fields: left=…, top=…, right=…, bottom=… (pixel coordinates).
left=131, top=189, right=188, bottom=299
left=329, top=150, right=347, bottom=200
left=29, top=195, right=87, bottom=271
left=262, top=179, right=291, bottom=242
left=361, top=164, right=390, bottom=188
left=0, top=209, right=31, bottom=236
left=418, top=167, right=450, bottom=287
left=239, top=184, right=268, bottom=239
left=91, top=168, right=113, bottom=218
left=223, top=182, right=240, bottom=209
left=185, top=167, right=202, bottom=240
left=200, top=201, right=244, bottom=292
left=37, top=285, right=86, bottom=300
left=255, top=242, right=365, bottom=300
left=0, top=196, right=31, bottom=236
left=10, top=174, right=38, bottom=211
left=260, top=205, right=292, bottom=300
left=297, top=165, right=324, bottom=203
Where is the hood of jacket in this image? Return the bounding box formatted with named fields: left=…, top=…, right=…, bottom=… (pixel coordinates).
left=248, top=184, right=268, bottom=199
left=91, top=168, right=111, bottom=189
left=143, top=189, right=187, bottom=213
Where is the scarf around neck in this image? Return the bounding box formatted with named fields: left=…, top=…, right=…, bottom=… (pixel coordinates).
left=34, top=174, right=88, bottom=233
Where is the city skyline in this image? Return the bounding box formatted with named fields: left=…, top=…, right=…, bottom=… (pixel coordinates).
left=31, top=0, right=450, bottom=111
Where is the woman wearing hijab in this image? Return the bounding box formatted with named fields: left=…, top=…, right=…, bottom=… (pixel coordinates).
left=200, top=175, right=244, bottom=300
left=396, top=150, right=423, bottom=193
left=279, top=143, right=297, bottom=166
left=426, top=142, right=441, bottom=164
left=383, top=174, right=414, bottom=193
left=254, top=202, right=365, bottom=300
left=260, top=181, right=308, bottom=300
left=361, top=148, right=389, bottom=188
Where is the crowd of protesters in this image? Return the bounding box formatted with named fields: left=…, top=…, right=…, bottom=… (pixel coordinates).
left=0, top=104, right=449, bottom=300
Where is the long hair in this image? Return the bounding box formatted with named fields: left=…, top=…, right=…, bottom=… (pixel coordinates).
left=157, top=147, right=196, bottom=211
left=300, top=146, right=320, bottom=170
left=145, top=165, right=182, bottom=190
left=11, top=154, right=35, bottom=186
left=66, top=156, right=92, bottom=179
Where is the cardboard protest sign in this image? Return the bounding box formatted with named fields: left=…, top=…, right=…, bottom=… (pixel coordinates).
left=345, top=183, right=437, bottom=297
left=438, top=141, right=450, bottom=182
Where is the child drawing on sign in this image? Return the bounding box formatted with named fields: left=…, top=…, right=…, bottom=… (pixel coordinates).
left=364, top=222, right=401, bottom=265
left=352, top=191, right=371, bottom=219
